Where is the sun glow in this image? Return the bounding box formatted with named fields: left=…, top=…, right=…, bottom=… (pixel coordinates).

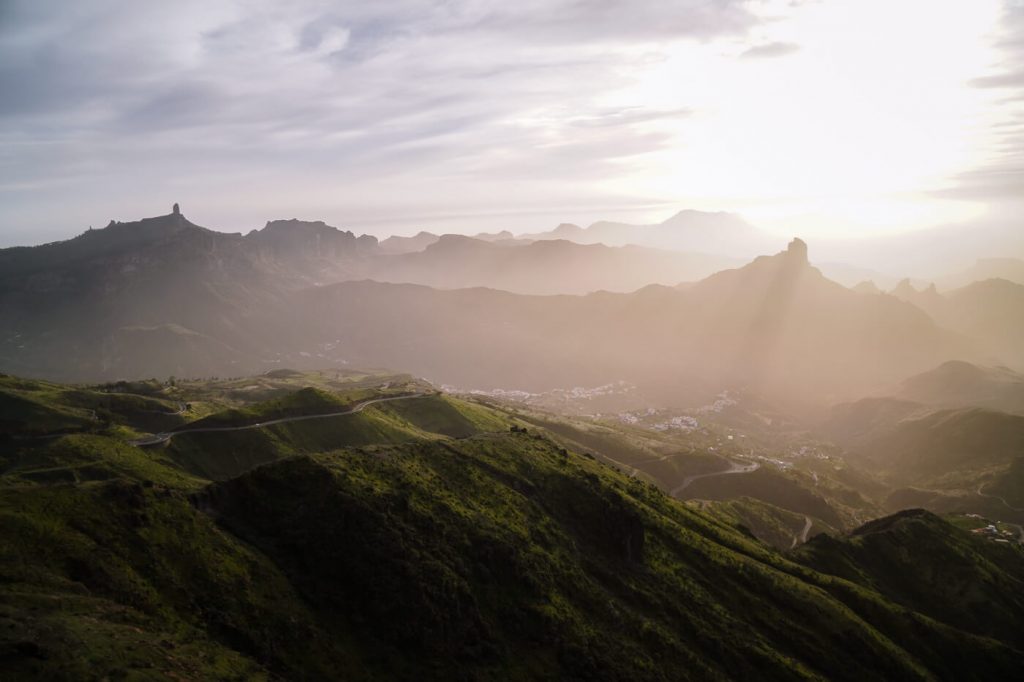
left=601, top=0, right=1004, bottom=237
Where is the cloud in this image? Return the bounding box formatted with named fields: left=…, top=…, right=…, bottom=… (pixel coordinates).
left=970, top=70, right=1024, bottom=88
left=0, top=0, right=766, bottom=243
left=740, top=42, right=800, bottom=59
left=569, top=107, right=693, bottom=129
left=943, top=2, right=1024, bottom=202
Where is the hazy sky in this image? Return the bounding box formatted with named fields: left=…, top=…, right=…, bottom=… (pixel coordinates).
left=1, top=0, right=1022, bottom=246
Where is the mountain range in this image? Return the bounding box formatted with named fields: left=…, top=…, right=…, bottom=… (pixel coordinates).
left=4, top=208, right=1011, bottom=413
left=3, top=205, right=1023, bottom=678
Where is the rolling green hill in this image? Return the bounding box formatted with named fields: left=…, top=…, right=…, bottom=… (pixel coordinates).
left=794, top=509, right=1024, bottom=649
left=699, top=497, right=835, bottom=550
left=828, top=402, right=1024, bottom=487
left=680, top=466, right=850, bottom=529
left=1, top=371, right=1022, bottom=680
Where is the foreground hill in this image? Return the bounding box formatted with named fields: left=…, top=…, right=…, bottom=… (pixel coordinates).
left=794, top=509, right=1024, bottom=649
left=2, top=371, right=1023, bottom=679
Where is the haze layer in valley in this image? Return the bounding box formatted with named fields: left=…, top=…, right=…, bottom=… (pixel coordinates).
left=3, top=204, right=1022, bottom=414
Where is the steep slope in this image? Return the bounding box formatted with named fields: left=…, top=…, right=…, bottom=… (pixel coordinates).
left=200, top=437, right=1018, bottom=681
left=700, top=497, right=824, bottom=550
left=794, top=509, right=1024, bottom=649
left=0, top=480, right=353, bottom=679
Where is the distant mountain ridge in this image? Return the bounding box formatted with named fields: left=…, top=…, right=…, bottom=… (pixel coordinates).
left=825, top=401, right=1024, bottom=487
left=888, top=278, right=1024, bottom=369
left=822, top=360, right=1024, bottom=503
left=890, top=361, right=1024, bottom=415
left=0, top=209, right=999, bottom=411
left=240, top=238, right=969, bottom=408
left=517, top=209, right=782, bottom=257
left=938, top=257, right=1024, bottom=290
left=368, top=235, right=739, bottom=295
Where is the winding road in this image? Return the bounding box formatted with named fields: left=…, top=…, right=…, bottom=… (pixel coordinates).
left=791, top=516, right=813, bottom=549
left=976, top=482, right=1024, bottom=513
left=131, top=393, right=426, bottom=447
left=974, top=483, right=1024, bottom=542
left=671, top=460, right=760, bottom=498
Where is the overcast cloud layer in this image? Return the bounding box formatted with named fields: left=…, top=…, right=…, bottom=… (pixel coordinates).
left=0, top=0, right=1021, bottom=247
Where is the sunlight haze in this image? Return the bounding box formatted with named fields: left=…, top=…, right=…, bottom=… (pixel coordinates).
left=4, top=4, right=1024, bottom=678
left=1, top=0, right=1021, bottom=246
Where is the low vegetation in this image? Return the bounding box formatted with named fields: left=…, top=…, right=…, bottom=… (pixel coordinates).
left=1, top=370, right=1022, bottom=679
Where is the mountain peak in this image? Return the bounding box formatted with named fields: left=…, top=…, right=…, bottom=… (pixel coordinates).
left=551, top=223, right=583, bottom=236
left=428, top=234, right=493, bottom=251
left=891, top=278, right=918, bottom=297
left=786, top=237, right=808, bottom=264
left=853, top=280, right=881, bottom=295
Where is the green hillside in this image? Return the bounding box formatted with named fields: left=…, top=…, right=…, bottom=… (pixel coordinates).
left=680, top=466, right=849, bottom=528
left=698, top=497, right=834, bottom=550
left=794, top=509, right=1024, bottom=649
left=1, top=372, right=1022, bottom=680
left=826, top=399, right=1024, bottom=487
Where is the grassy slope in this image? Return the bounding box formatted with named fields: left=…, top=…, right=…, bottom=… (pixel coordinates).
left=179, top=386, right=375, bottom=429
left=516, top=411, right=727, bottom=487
left=165, top=394, right=507, bottom=482
left=2, top=434, right=205, bottom=489
left=0, top=482, right=338, bottom=680
left=200, top=435, right=1020, bottom=681
left=832, top=402, right=1024, bottom=489
left=699, top=497, right=831, bottom=550
left=793, top=509, right=1024, bottom=650
left=682, top=467, right=847, bottom=528
left=0, top=375, right=1022, bottom=679
left=0, top=374, right=185, bottom=437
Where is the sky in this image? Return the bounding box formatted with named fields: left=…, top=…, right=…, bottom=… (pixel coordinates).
left=1, top=0, right=1022, bottom=247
